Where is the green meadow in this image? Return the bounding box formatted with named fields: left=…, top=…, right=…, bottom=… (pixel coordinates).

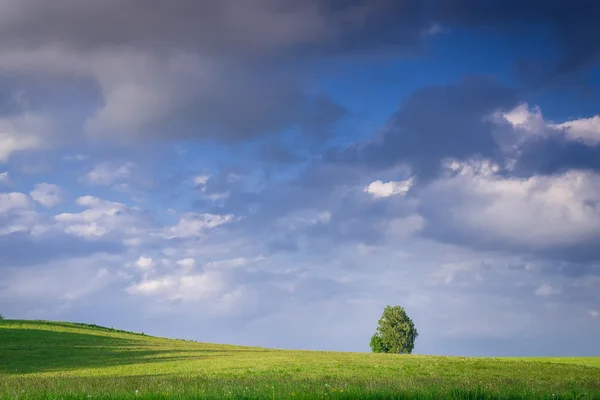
left=1, top=320, right=599, bottom=399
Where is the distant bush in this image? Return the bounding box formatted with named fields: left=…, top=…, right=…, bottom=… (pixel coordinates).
left=0, top=313, right=4, bottom=320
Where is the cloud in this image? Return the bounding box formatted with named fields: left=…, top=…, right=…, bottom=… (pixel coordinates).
left=30, top=183, right=62, bottom=207
left=535, top=283, right=561, bottom=297
left=194, top=175, right=211, bottom=186
left=0, top=192, right=30, bottom=212
left=161, top=213, right=234, bottom=239
left=0, top=0, right=363, bottom=145
left=0, top=0, right=596, bottom=163
left=365, top=178, right=414, bottom=198
left=497, top=103, right=600, bottom=147
left=2, top=2, right=600, bottom=355
left=553, top=116, right=600, bottom=146
left=418, top=160, right=600, bottom=261
left=492, top=103, right=600, bottom=176
left=132, top=256, right=156, bottom=272
left=0, top=171, right=9, bottom=184
left=55, top=196, right=148, bottom=242
left=86, top=161, right=136, bottom=186
left=0, top=112, right=48, bottom=162
left=125, top=255, right=262, bottom=315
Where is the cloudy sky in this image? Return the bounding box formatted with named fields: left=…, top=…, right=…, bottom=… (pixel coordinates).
left=1, top=0, right=600, bottom=356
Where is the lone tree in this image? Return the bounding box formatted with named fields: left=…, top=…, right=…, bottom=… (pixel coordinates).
left=370, top=305, right=418, bottom=354
left=0, top=313, right=4, bottom=320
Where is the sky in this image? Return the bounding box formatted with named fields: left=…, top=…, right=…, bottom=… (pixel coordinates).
left=1, top=0, right=600, bottom=356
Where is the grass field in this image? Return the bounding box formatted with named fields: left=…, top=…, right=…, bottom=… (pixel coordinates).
left=1, top=320, right=599, bottom=399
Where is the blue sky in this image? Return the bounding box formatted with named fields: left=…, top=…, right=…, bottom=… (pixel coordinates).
left=1, top=0, right=600, bottom=356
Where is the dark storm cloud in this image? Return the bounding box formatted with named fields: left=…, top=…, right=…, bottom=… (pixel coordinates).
left=0, top=0, right=431, bottom=55
left=1, top=0, right=598, bottom=148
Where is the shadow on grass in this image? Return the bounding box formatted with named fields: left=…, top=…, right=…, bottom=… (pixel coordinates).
left=0, top=327, right=257, bottom=375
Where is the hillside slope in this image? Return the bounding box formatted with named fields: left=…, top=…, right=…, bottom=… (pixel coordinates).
left=1, top=319, right=599, bottom=399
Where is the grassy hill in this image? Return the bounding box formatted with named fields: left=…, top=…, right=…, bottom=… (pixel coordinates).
left=1, top=320, right=599, bottom=399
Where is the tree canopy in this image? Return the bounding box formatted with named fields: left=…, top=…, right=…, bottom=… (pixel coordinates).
left=370, top=305, right=418, bottom=354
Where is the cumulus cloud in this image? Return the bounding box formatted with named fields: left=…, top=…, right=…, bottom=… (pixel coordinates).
left=194, top=175, right=211, bottom=186
left=497, top=103, right=600, bottom=146
left=0, top=113, right=48, bottom=162
left=132, top=256, right=156, bottom=272
left=30, top=183, right=62, bottom=207
left=0, top=172, right=9, bottom=184
left=553, top=116, right=600, bottom=146
left=489, top=103, right=600, bottom=176
left=535, top=283, right=561, bottom=297
left=0, top=192, right=30, bottom=212
left=365, top=178, right=414, bottom=198
left=419, top=159, right=600, bottom=260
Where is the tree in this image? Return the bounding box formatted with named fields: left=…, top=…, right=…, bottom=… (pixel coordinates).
left=0, top=313, right=4, bottom=320
left=370, top=305, right=418, bottom=354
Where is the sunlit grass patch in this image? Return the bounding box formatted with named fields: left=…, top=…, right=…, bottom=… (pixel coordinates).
left=1, top=320, right=599, bottom=399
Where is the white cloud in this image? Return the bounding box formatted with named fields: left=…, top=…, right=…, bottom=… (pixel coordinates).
left=205, top=191, right=230, bottom=201
left=0, top=113, right=48, bottom=162
left=55, top=196, right=144, bottom=240
left=535, top=283, right=561, bottom=297
left=86, top=161, right=136, bottom=186
left=276, top=209, right=331, bottom=231
left=176, top=258, right=196, bottom=272
left=161, top=212, right=234, bottom=239
left=125, top=255, right=270, bottom=315
left=0, top=172, right=9, bottom=184
left=589, top=310, right=599, bottom=318
left=497, top=103, right=600, bottom=146
left=423, top=162, right=600, bottom=249
left=365, top=178, right=414, bottom=198
left=30, top=183, right=63, bottom=208
left=133, top=256, right=156, bottom=272
left=553, top=115, right=600, bottom=146
left=193, top=175, right=230, bottom=202
left=497, top=103, right=546, bottom=136
left=0, top=192, right=30, bottom=212
left=194, top=175, right=211, bottom=186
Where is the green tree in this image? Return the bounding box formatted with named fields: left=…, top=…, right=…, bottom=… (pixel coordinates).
left=370, top=305, right=418, bottom=354
left=0, top=313, right=4, bottom=320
